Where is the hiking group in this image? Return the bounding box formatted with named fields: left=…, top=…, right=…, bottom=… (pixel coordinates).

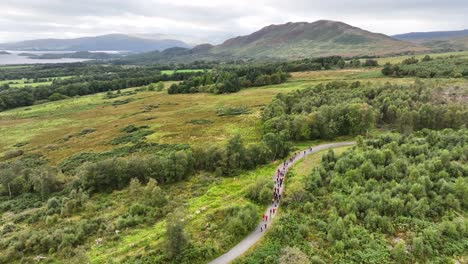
left=260, top=147, right=312, bottom=232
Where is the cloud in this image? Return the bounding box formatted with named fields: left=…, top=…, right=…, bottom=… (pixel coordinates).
left=0, top=0, right=466, bottom=43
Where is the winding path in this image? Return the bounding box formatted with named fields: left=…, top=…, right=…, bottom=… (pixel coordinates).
left=208, top=141, right=356, bottom=264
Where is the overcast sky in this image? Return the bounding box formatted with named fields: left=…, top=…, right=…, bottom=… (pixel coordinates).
left=1, top=0, right=467, bottom=43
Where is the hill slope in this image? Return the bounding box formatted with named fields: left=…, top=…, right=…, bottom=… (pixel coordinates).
left=393, top=29, right=468, bottom=52
left=122, top=20, right=428, bottom=63
left=208, top=20, right=428, bottom=58
left=0, top=34, right=191, bottom=52
left=393, top=29, right=468, bottom=41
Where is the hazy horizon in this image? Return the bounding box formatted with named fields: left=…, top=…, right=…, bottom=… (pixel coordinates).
left=1, top=0, right=467, bottom=43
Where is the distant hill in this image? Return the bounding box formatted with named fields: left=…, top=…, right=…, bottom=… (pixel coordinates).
left=0, top=51, right=10, bottom=55
left=207, top=20, right=428, bottom=59
left=0, top=34, right=191, bottom=52
left=122, top=20, right=428, bottom=63
left=393, top=29, right=468, bottom=52
left=393, top=29, right=468, bottom=41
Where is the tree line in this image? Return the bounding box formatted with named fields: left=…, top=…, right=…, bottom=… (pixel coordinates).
left=168, top=65, right=289, bottom=94
left=382, top=55, right=468, bottom=78
left=167, top=56, right=379, bottom=95
left=0, top=70, right=202, bottom=111
left=261, top=80, right=467, bottom=141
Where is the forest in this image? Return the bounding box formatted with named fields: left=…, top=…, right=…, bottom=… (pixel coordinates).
left=238, top=129, right=467, bottom=263
left=262, top=80, right=467, bottom=140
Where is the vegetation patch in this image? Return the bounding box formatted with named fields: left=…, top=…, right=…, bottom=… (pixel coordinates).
left=216, top=106, right=251, bottom=116
left=111, top=98, right=134, bottom=106
left=187, top=119, right=214, bottom=125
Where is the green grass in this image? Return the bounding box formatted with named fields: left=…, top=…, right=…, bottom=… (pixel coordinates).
left=88, top=162, right=278, bottom=263
left=375, top=50, right=468, bottom=65
left=161, top=69, right=208, bottom=75
left=0, top=65, right=33, bottom=69
left=0, top=76, right=73, bottom=88
left=2, top=67, right=466, bottom=164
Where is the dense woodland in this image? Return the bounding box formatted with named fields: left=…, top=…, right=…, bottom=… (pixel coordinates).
left=262, top=81, right=467, bottom=140
left=239, top=129, right=467, bottom=263
left=167, top=66, right=289, bottom=94
left=382, top=56, right=468, bottom=78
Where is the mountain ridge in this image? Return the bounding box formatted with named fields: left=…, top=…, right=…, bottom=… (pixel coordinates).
left=0, top=34, right=191, bottom=52
left=122, top=20, right=429, bottom=63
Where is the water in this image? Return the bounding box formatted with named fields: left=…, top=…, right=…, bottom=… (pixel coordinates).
left=0, top=50, right=117, bottom=65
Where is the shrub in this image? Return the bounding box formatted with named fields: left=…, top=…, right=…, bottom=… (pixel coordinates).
left=245, top=177, right=274, bottom=204
left=216, top=106, right=251, bottom=116
left=3, top=149, right=24, bottom=160
left=279, top=246, right=310, bottom=264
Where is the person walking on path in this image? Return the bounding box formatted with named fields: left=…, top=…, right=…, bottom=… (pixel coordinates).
left=209, top=142, right=356, bottom=264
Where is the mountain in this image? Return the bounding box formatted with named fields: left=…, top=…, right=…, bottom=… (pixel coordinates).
left=393, top=29, right=468, bottom=52
left=207, top=20, right=428, bottom=59
left=0, top=34, right=191, bottom=52
left=123, top=20, right=428, bottom=63
left=392, top=29, right=468, bottom=41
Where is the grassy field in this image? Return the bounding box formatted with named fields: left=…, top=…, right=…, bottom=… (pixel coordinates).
left=0, top=76, right=73, bottom=88
left=2, top=66, right=466, bottom=164
left=160, top=69, right=208, bottom=75
left=374, top=50, right=468, bottom=64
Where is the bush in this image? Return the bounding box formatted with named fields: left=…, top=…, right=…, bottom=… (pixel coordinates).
left=216, top=106, right=251, bottom=116
left=3, top=149, right=24, bottom=159
left=245, top=177, right=274, bottom=204
left=279, top=247, right=310, bottom=264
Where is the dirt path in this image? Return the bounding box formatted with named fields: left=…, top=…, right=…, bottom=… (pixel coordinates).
left=208, top=141, right=356, bottom=264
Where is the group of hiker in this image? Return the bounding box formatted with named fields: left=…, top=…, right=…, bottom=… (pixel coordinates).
left=260, top=147, right=312, bottom=232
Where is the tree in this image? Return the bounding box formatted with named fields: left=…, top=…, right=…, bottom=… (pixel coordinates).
left=411, top=236, right=425, bottom=258
left=165, top=218, right=188, bottom=259
left=143, top=178, right=167, bottom=207
left=0, top=168, right=15, bottom=198
left=31, top=167, right=61, bottom=200
left=391, top=241, right=407, bottom=262
left=226, top=134, right=246, bottom=171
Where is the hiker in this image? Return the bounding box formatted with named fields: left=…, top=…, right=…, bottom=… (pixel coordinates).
left=265, top=215, right=268, bottom=221
left=260, top=226, right=263, bottom=232
left=265, top=223, right=267, bottom=229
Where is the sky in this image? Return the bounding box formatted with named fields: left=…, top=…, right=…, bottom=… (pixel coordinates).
left=1, top=0, right=467, bottom=44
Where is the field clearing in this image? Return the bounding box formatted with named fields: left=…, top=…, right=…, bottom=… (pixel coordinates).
left=0, top=65, right=33, bottom=69
left=0, top=76, right=73, bottom=88
left=375, top=50, right=468, bottom=64
left=161, top=69, right=208, bottom=75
